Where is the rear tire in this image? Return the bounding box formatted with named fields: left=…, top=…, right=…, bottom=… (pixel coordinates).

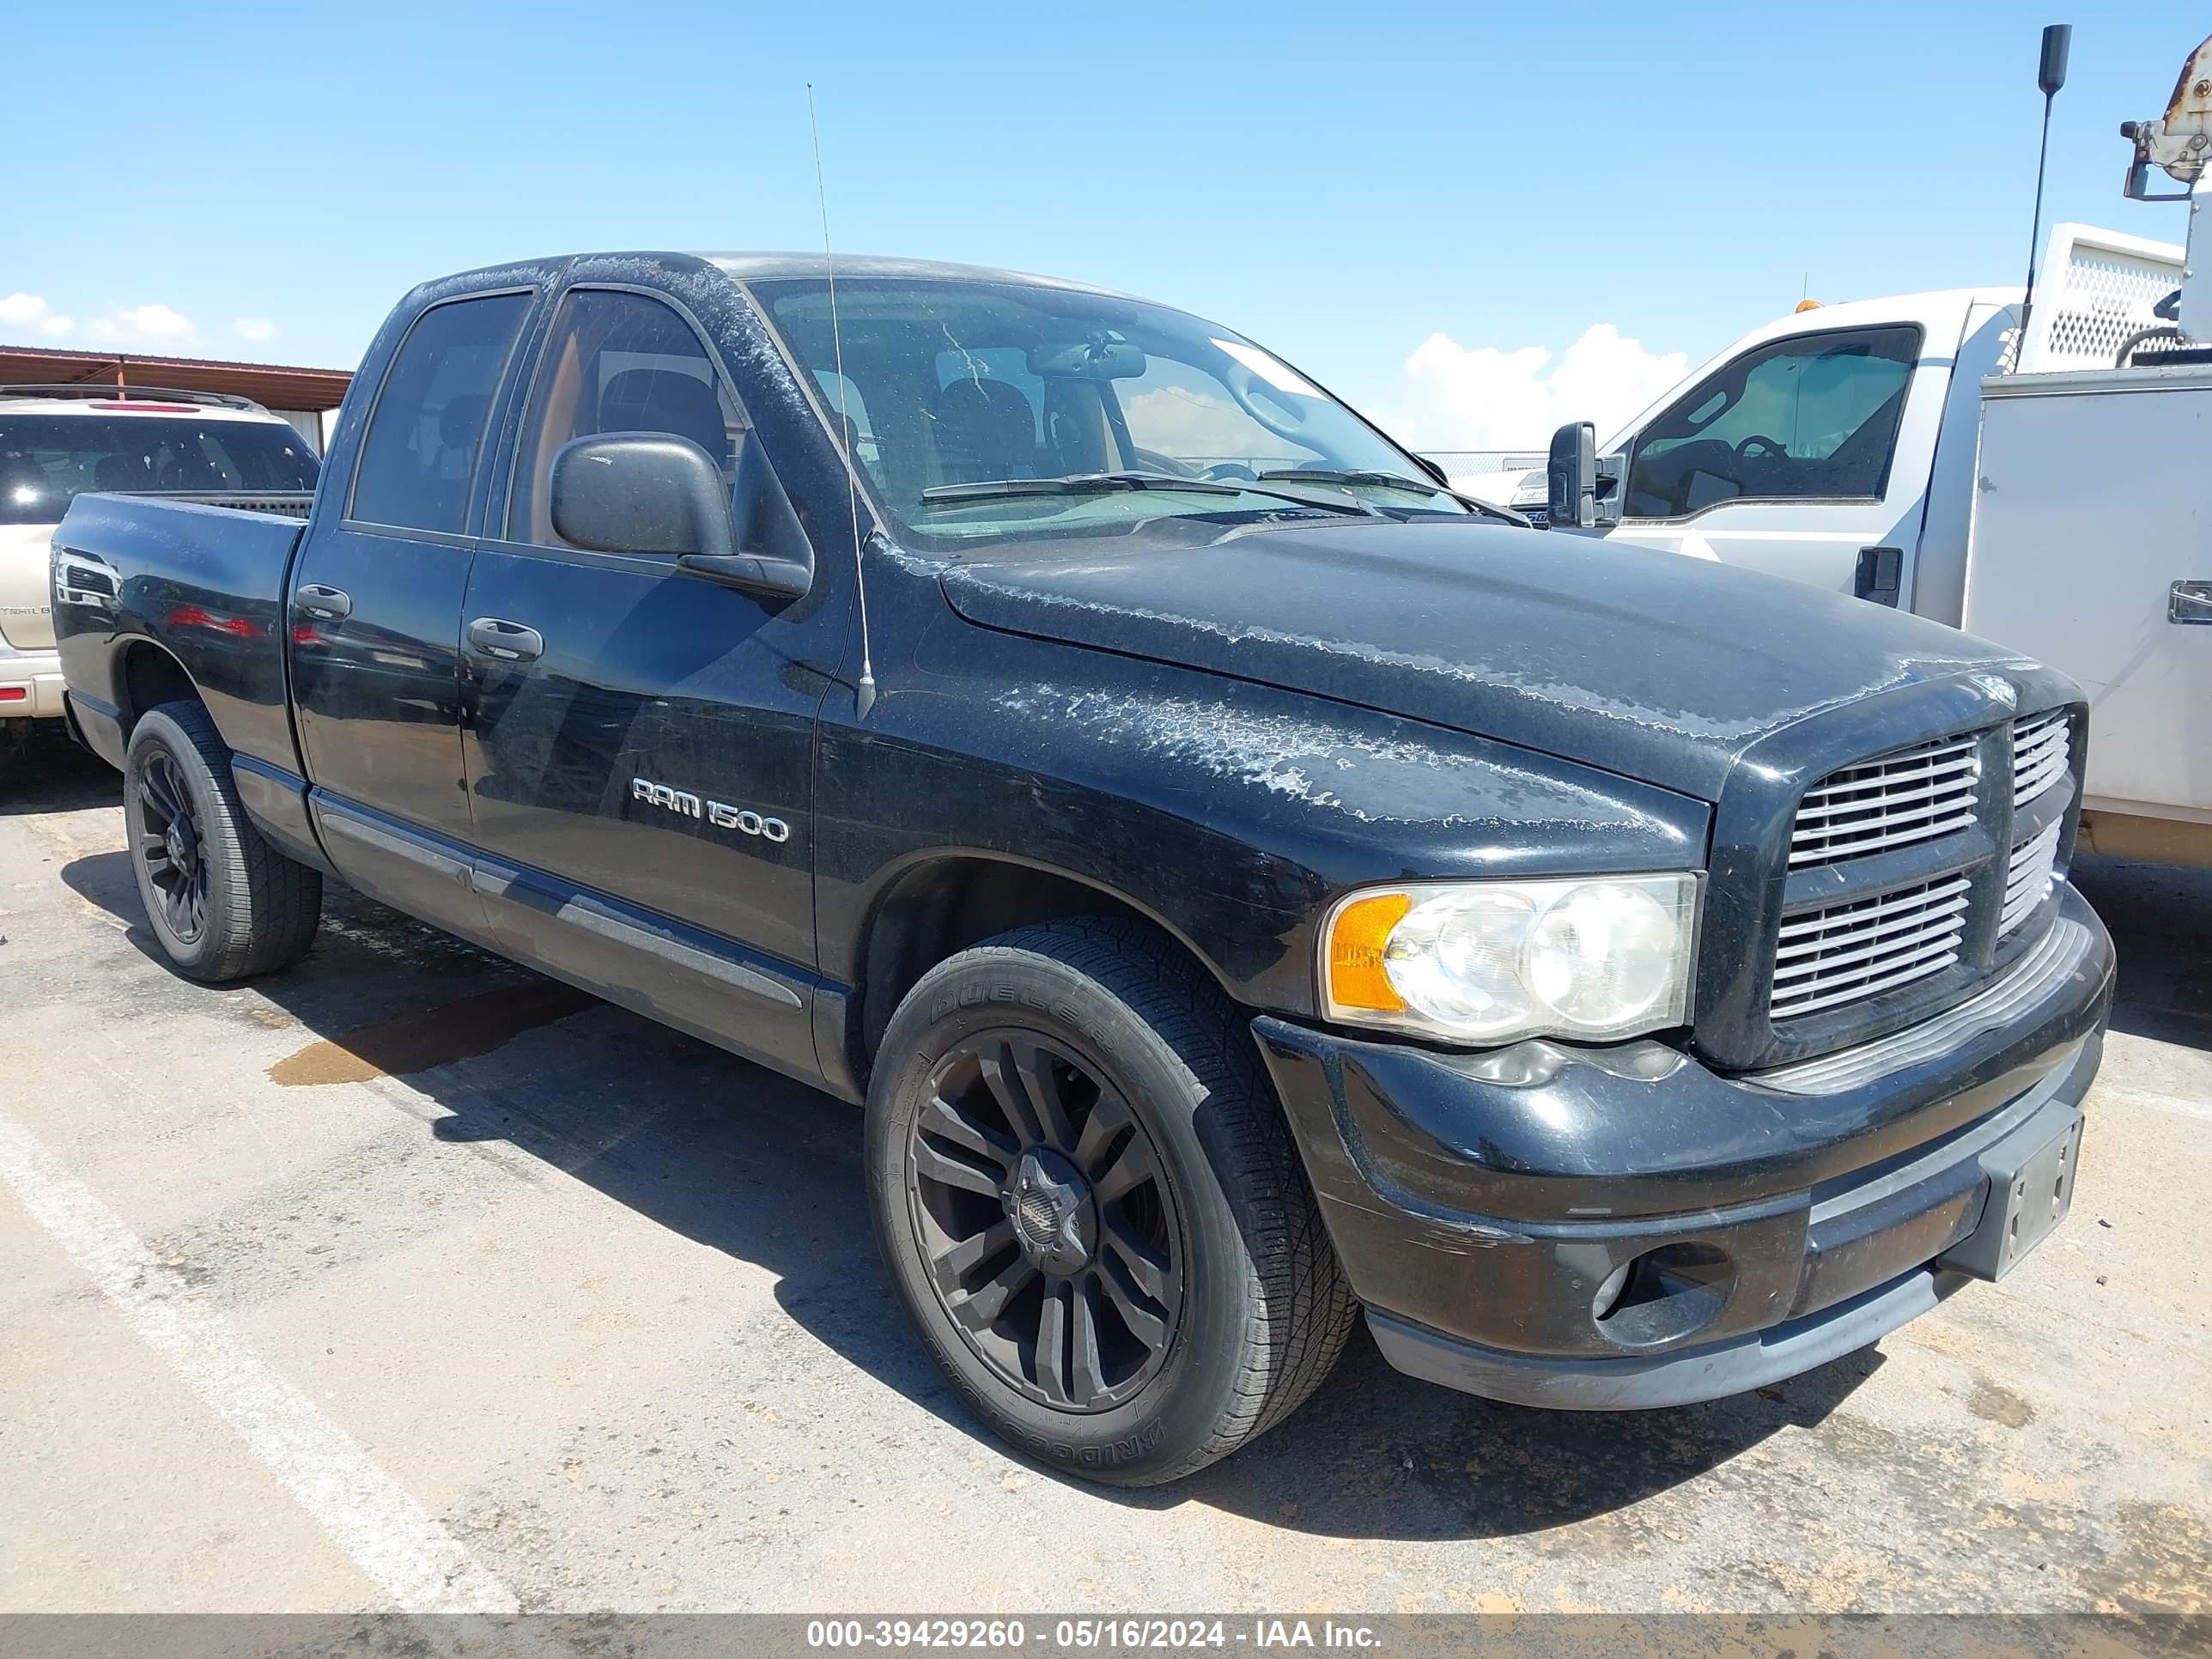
left=124, top=701, right=321, bottom=981
left=866, top=916, right=1357, bottom=1486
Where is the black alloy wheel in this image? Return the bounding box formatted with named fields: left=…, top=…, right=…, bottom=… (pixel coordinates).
left=134, top=747, right=209, bottom=943
left=908, top=1030, right=1186, bottom=1413
left=122, top=699, right=324, bottom=982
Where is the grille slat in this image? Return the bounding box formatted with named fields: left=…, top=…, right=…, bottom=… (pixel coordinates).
left=1787, top=735, right=1981, bottom=866
left=1793, top=769, right=1978, bottom=822
left=2012, top=713, right=2071, bottom=805
left=2001, top=820, right=2063, bottom=935
left=1772, top=896, right=1971, bottom=976
left=1767, top=873, right=1971, bottom=1021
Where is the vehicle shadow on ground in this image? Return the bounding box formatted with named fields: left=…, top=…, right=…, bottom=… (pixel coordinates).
left=64, top=848, right=1887, bottom=1541
left=2070, top=854, right=2212, bottom=1052
left=1, top=728, right=119, bottom=815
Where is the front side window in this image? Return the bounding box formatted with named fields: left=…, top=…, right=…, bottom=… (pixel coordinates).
left=750, top=276, right=1473, bottom=549
left=349, top=293, right=531, bottom=535
left=0, top=413, right=318, bottom=526
left=507, top=289, right=744, bottom=547
left=1623, top=325, right=1920, bottom=520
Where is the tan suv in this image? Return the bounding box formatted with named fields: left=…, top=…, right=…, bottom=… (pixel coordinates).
left=2, top=385, right=319, bottom=726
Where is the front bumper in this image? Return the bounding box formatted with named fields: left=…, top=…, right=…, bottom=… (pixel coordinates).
left=0, top=650, right=65, bottom=718
left=1255, top=884, right=2115, bottom=1410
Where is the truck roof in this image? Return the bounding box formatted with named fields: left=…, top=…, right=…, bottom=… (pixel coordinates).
left=414, top=251, right=1140, bottom=304
left=703, top=252, right=1136, bottom=298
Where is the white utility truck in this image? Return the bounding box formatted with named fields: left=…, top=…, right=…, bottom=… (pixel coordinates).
left=1531, top=32, right=2212, bottom=866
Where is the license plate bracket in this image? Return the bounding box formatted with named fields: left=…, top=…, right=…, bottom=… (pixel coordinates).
left=1936, top=1105, right=2083, bottom=1281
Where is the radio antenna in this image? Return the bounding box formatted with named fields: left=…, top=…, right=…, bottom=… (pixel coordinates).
left=2016, top=23, right=2073, bottom=362
left=807, top=82, right=876, bottom=719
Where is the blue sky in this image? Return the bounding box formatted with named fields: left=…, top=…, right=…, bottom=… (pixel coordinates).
left=5, top=2, right=2197, bottom=447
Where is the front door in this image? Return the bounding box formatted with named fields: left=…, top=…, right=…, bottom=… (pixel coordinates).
left=1601, top=321, right=1941, bottom=601
left=459, top=283, right=846, bottom=1078
left=291, top=289, right=533, bottom=928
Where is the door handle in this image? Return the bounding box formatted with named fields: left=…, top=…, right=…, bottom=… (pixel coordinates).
left=295, top=584, right=352, bottom=621
left=2170, top=580, right=2212, bottom=624
left=1854, top=546, right=1903, bottom=606
left=466, top=617, right=544, bottom=662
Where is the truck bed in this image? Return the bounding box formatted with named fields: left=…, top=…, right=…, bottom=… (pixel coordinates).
left=50, top=492, right=308, bottom=781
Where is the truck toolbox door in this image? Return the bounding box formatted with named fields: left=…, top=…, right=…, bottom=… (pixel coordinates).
left=1966, top=367, right=2212, bottom=833
left=458, top=283, right=847, bottom=1082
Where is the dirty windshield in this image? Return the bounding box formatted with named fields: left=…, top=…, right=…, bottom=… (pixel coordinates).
left=748, top=276, right=1471, bottom=548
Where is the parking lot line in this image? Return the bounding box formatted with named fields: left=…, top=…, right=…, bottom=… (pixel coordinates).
left=0, top=1105, right=520, bottom=1614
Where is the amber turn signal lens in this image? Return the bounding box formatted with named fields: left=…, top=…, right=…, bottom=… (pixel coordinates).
left=1326, top=891, right=1411, bottom=1012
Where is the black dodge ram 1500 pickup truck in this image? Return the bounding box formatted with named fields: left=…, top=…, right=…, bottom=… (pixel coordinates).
left=52, top=252, right=2113, bottom=1486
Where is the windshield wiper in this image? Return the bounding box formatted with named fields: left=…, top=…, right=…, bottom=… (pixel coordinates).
left=919, top=471, right=1373, bottom=517
left=1256, top=468, right=1528, bottom=526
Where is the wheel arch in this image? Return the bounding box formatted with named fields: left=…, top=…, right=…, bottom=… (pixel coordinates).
left=846, top=849, right=1244, bottom=1086
left=114, top=635, right=202, bottom=733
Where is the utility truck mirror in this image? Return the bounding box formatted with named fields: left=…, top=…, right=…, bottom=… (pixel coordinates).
left=1548, top=422, right=1598, bottom=530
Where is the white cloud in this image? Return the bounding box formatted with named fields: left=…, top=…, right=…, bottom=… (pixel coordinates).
left=85, top=303, right=198, bottom=348
left=0, top=292, right=75, bottom=338
left=1385, top=322, right=1690, bottom=456
left=233, top=317, right=278, bottom=343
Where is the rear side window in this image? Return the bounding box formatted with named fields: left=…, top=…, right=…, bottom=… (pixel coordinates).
left=0, top=413, right=318, bottom=526
left=349, top=293, right=531, bottom=535
left=1623, top=325, right=1921, bottom=519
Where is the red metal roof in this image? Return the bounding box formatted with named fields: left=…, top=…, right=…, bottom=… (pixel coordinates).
left=0, top=342, right=351, bottom=411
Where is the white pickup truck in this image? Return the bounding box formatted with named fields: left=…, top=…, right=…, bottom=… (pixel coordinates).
left=1510, top=215, right=2209, bottom=866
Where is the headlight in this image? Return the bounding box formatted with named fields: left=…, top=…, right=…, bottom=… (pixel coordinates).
left=1320, top=873, right=1701, bottom=1045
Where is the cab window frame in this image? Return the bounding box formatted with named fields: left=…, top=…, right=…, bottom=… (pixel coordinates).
left=1621, top=323, right=1925, bottom=524
left=497, top=281, right=756, bottom=558
left=341, top=286, right=536, bottom=544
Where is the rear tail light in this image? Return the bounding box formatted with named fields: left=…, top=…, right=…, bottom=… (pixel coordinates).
left=0, top=687, right=27, bottom=702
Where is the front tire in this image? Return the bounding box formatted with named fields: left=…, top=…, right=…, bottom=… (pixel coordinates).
left=866, top=917, right=1357, bottom=1486
left=124, top=701, right=322, bottom=981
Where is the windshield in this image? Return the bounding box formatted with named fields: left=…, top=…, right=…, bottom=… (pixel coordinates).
left=746, top=276, right=1468, bottom=547
left=0, top=413, right=319, bottom=526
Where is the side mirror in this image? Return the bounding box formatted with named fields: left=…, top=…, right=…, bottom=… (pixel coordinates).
left=1546, top=422, right=1625, bottom=531
left=1547, top=422, right=1598, bottom=530
left=550, top=432, right=810, bottom=599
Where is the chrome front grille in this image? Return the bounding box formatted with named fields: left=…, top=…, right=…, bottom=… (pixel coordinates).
left=1769, top=872, right=1972, bottom=1020
left=2012, top=713, right=2070, bottom=805
left=1788, top=734, right=1980, bottom=867
left=2001, top=819, right=2063, bottom=936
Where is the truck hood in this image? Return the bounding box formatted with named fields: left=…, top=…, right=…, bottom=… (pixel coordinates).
left=933, top=520, right=2030, bottom=803
left=0, top=522, right=57, bottom=651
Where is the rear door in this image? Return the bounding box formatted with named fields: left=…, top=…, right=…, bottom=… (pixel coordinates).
left=290, top=289, right=534, bottom=927
left=1600, top=312, right=1954, bottom=603
left=458, top=279, right=846, bottom=1079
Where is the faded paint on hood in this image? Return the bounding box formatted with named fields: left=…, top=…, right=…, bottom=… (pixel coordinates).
left=933, top=520, right=2034, bottom=803
left=0, top=523, right=57, bottom=651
